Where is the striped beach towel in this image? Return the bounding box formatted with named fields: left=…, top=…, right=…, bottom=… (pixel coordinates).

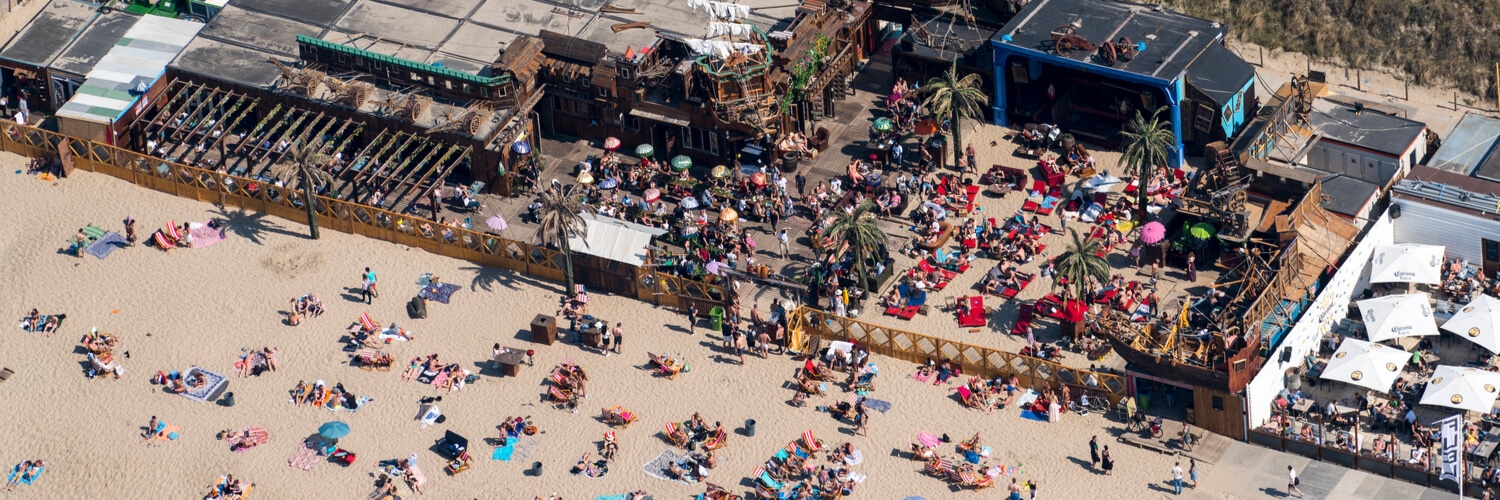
left=288, top=441, right=320, bottom=470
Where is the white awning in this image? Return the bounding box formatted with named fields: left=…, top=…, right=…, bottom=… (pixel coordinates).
left=567, top=212, right=667, bottom=267
left=629, top=108, right=691, bottom=127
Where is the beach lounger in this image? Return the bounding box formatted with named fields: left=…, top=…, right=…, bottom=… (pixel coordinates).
left=798, top=430, right=823, bottom=453
left=665, top=422, right=690, bottom=447
left=956, top=296, right=987, bottom=327
left=165, top=221, right=183, bottom=241
left=924, top=458, right=954, bottom=478
left=358, top=312, right=378, bottom=332
left=702, top=429, right=728, bottom=451
left=152, top=231, right=176, bottom=251
left=405, top=464, right=427, bottom=492
left=548, top=386, right=575, bottom=409
left=602, top=406, right=637, bottom=428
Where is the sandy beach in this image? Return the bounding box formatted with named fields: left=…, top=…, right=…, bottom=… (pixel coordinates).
left=0, top=152, right=1208, bottom=499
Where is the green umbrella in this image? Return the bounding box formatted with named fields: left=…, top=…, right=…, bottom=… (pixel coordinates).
left=1189, top=223, right=1215, bottom=239
left=635, top=144, right=654, bottom=157
left=872, top=117, right=894, bottom=132
left=671, top=155, right=693, bottom=171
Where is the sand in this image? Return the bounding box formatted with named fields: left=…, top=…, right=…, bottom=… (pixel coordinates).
left=0, top=153, right=1206, bottom=499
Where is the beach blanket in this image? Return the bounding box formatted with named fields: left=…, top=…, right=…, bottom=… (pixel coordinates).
left=189, top=222, right=227, bottom=248
left=6, top=465, right=43, bottom=486
left=863, top=398, right=893, bottom=414
left=492, top=438, right=518, bottom=461
left=416, top=371, right=438, bottom=384
left=641, top=449, right=690, bottom=481
left=288, top=441, right=321, bottom=470
left=417, top=283, right=462, bottom=304
left=85, top=231, right=126, bottom=259
left=1020, top=409, right=1047, bottom=422
left=912, top=370, right=932, bottom=383
left=327, top=396, right=372, bottom=412
left=180, top=367, right=229, bottom=403
left=379, top=326, right=411, bottom=342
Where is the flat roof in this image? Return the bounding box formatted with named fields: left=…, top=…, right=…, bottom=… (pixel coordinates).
left=1317, top=175, right=1377, bottom=217
left=994, top=0, right=1229, bottom=82
left=0, top=0, right=102, bottom=68
left=1308, top=99, right=1426, bottom=157
left=1429, top=113, right=1500, bottom=177
left=1184, top=43, right=1254, bottom=107
left=49, top=10, right=138, bottom=77
left=57, top=16, right=204, bottom=124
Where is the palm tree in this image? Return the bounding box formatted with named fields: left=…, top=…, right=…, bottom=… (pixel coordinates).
left=533, top=188, right=593, bottom=295
left=1118, top=106, right=1176, bottom=220
left=917, top=60, right=988, bottom=173
left=1053, top=228, right=1110, bottom=303
left=824, top=201, right=888, bottom=293
left=269, top=140, right=332, bottom=239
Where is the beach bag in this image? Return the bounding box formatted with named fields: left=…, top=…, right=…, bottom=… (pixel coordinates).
left=407, top=296, right=427, bottom=319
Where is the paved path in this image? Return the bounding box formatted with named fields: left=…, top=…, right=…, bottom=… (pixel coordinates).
left=1188, top=440, right=1456, bottom=499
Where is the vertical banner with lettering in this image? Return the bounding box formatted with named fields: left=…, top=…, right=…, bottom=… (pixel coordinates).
left=1437, top=414, right=1463, bottom=486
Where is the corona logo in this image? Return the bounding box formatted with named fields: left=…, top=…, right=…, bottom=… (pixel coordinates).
left=1471, top=327, right=1482, bottom=338
left=1385, top=363, right=1398, bottom=372
left=1335, top=351, right=1347, bottom=359
left=1350, top=371, right=1363, bottom=381
left=1453, top=394, right=1464, bottom=404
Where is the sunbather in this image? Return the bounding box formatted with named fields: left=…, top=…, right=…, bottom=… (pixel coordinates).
left=5, top=461, right=40, bottom=492
left=262, top=347, right=280, bottom=372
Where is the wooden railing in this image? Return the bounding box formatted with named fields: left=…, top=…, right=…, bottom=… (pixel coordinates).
left=1247, top=428, right=1473, bottom=495
left=787, top=306, right=1129, bottom=404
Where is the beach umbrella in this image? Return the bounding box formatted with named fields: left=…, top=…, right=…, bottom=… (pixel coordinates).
left=511, top=141, right=532, bottom=155
left=484, top=214, right=508, bottom=231
left=643, top=188, right=661, bottom=204
left=1441, top=295, right=1500, bottom=353
left=680, top=197, right=700, bottom=210
left=872, top=117, right=894, bottom=132
left=603, top=137, right=621, bottom=150
left=916, top=431, right=940, bottom=448
left=1370, top=244, right=1444, bottom=284
left=636, top=144, right=654, bottom=157
left=720, top=208, right=739, bottom=223
left=1188, top=223, right=1215, bottom=239
left=577, top=171, right=595, bottom=185
left=598, top=178, right=619, bottom=190
left=318, top=421, right=350, bottom=440
left=1139, top=221, right=1166, bottom=244
left=750, top=172, right=767, bottom=187
left=1420, top=365, right=1500, bottom=413
left=921, top=200, right=947, bottom=219
left=705, top=261, right=724, bottom=276
left=671, top=155, right=694, bottom=171
left=710, top=165, right=730, bottom=179
left=1357, top=293, right=1438, bottom=342
left=1320, top=338, right=1410, bottom=393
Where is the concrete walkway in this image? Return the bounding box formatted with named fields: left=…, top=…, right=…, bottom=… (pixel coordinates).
left=1187, top=440, right=1457, bottom=499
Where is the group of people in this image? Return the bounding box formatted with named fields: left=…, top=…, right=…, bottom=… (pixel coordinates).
left=286, top=294, right=325, bottom=326
left=235, top=347, right=280, bottom=377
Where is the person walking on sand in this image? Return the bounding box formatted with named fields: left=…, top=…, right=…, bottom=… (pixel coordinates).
left=1101, top=446, right=1114, bottom=475
left=361, top=267, right=378, bottom=303
left=611, top=323, right=624, bottom=354
left=1188, top=459, right=1198, bottom=489
left=686, top=303, right=698, bottom=335
left=1171, top=461, right=1183, bottom=495
left=1089, top=436, right=1100, bottom=470
left=1287, top=465, right=1304, bottom=497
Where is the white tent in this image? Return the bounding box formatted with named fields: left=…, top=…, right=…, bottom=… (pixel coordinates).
left=1440, top=295, right=1500, bottom=354
left=1357, top=293, right=1439, bottom=342
left=1369, top=244, right=1444, bottom=284
left=566, top=212, right=668, bottom=267
left=1420, top=365, right=1500, bottom=413
left=1320, top=338, right=1410, bottom=393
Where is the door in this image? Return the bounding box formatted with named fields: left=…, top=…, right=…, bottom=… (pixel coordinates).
left=1484, top=239, right=1500, bottom=278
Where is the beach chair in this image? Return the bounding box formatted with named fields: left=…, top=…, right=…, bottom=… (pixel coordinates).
left=165, top=221, right=183, bottom=241
left=973, top=474, right=996, bottom=490
left=956, top=386, right=983, bottom=409
left=797, top=374, right=826, bottom=396
left=919, top=259, right=958, bottom=281
left=1011, top=304, right=1035, bottom=336
left=798, top=430, right=824, bottom=454
left=660, top=359, right=685, bottom=379
left=899, top=291, right=927, bottom=320
left=702, top=429, right=728, bottom=451
left=548, top=386, right=575, bottom=409
left=956, top=296, right=987, bottom=327
left=664, top=422, right=690, bottom=447
left=606, top=407, right=637, bottom=428
left=924, top=458, right=954, bottom=478
left=358, top=312, right=378, bottom=332
left=152, top=231, right=176, bottom=251
left=1000, top=274, right=1034, bottom=300
left=444, top=451, right=472, bottom=475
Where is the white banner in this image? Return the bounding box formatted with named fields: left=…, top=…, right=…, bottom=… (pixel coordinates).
left=1438, top=414, right=1463, bottom=484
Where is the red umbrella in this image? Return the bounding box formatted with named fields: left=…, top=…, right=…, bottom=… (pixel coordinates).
left=603, top=137, right=621, bottom=150
left=643, top=188, right=661, bottom=203
left=750, top=172, right=767, bottom=187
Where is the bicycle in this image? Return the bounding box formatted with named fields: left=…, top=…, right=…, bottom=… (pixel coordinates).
left=1068, top=392, right=1111, bottom=416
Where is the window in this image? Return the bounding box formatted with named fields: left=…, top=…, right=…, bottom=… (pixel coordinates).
left=496, top=85, right=508, bottom=97
left=1211, top=396, right=1224, bottom=411
left=445, top=80, right=453, bottom=90
left=626, top=116, right=641, bottom=131
left=682, top=126, right=718, bottom=155
left=620, top=68, right=632, bottom=80
left=462, top=83, right=471, bottom=94
left=410, top=72, right=422, bottom=81
left=598, top=87, right=609, bottom=97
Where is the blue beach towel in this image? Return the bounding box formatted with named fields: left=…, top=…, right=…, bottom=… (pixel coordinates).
left=417, top=283, right=462, bottom=304
left=6, top=465, right=43, bottom=486
left=85, top=231, right=126, bottom=259
left=863, top=398, right=893, bottom=414
left=492, top=439, right=517, bottom=461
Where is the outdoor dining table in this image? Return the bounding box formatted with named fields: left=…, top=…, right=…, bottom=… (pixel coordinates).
left=1470, top=432, right=1500, bottom=466
left=1291, top=399, right=1315, bottom=417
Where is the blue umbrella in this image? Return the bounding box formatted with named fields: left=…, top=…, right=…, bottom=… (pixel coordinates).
left=318, top=421, right=350, bottom=440
left=512, top=141, right=532, bottom=155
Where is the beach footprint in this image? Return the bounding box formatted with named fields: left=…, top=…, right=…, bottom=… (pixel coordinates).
left=260, top=243, right=325, bottom=279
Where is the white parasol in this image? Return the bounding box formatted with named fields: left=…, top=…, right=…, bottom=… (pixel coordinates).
left=1420, top=365, right=1500, bottom=413
left=1320, top=338, right=1410, bottom=393
left=1441, top=295, right=1500, bottom=354
left=1369, top=244, right=1444, bottom=284
left=1356, top=293, right=1439, bottom=342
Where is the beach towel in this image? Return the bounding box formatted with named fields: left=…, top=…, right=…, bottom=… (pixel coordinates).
left=491, top=438, right=518, bottom=461
left=1020, top=409, right=1048, bottom=422
left=288, top=441, right=321, bottom=470
left=85, top=231, right=126, bottom=259
left=419, top=404, right=442, bottom=428
left=863, top=398, right=893, bottom=414
left=379, top=326, right=412, bottom=342
left=912, top=370, right=932, bottom=383
left=189, top=222, right=227, bottom=248
left=6, top=465, right=42, bottom=486
left=328, top=396, right=372, bottom=412
left=641, top=449, right=690, bottom=481
left=431, top=370, right=451, bottom=387
left=417, top=283, right=462, bottom=304
left=180, top=367, right=229, bottom=403
left=416, top=370, right=438, bottom=384
left=596, top=495, right=630, bottom=500
left=1015, top=389, right=1040, bottom=407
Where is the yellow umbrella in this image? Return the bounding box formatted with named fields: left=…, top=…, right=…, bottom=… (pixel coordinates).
left=719, top=208, right=739, bottom=223
left=710, top=165, right=730, bottom=179
left=578, top=171, right=595, bottom=185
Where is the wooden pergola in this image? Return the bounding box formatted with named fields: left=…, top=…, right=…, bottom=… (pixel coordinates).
left=129, top=80, right=473, bottom=208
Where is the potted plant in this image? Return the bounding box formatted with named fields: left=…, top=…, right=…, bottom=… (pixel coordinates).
left=1059, top=133, right=1076, bottom=152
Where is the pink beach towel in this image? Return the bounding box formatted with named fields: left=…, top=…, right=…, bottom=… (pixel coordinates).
left=431, top=370, right=451, bottom=388
left=189, top=222, right=227, bottom=248
left=913, top=370, right=933, bottom=383
left=288, top=442, right=320, bottom=470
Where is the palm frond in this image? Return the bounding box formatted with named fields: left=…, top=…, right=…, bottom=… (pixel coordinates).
left=533, top=190, right=594, bottom=249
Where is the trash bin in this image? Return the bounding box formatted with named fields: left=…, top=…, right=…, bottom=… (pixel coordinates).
left=221, top=392, right=236, bottom=407
left=531, top=461, right=543, bottom=476
left=708, top=306, right=725, bottom=331
left=745, top=419, right=757, bottom=437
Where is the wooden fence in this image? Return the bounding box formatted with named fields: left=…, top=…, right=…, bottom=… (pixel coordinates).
left=1247, top=428, right=1473, bottom=495
left=787, top=306, right=1129, bottom=404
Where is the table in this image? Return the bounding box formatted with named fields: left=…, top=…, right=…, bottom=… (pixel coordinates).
left=494, top=350, right=525, bottom=377
left=1291, top=399, right=1315, bottom=417
left=1471, top=433, right=1500, bottom=466
left=1332, top=404, right=1359, bottom=415
left=1423, top=352, right=1441, bottom=364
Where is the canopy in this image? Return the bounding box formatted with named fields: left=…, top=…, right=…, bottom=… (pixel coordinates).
left=680, top=197, right=700, bottom=210
left=671, top=155, right=694, bottom=171
left=565, top=212, right=668, bottom=267
left=603, top=137, right=621, bottom=150
left=643, top=188, right=661, bottom=204
left=1320, top=338, right=1410, bottom=393
left=1140, top=221, right=1166, bottom=244
left=512, top=141, right=532, bottom=155
left=1369, top=244, right=1444, bottom=284
left=710, top=165, right=730, bottom=179
left=1420, top=365, right=1500, bottom=413
left=636, top=144, right=654, bottom=157
left=484, top=215, right=508, bottom=231
left=1441, top=295, right=1500, bottom=353
left=1357, top=293, right=1438, bottom=342
left=1188, top=223, right=1215, bottom=239
left=872, top=117, right=894, bottom=132
left=720, top=208, right=739, bottom=223
left=318, top=421, right=350, bottom=439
